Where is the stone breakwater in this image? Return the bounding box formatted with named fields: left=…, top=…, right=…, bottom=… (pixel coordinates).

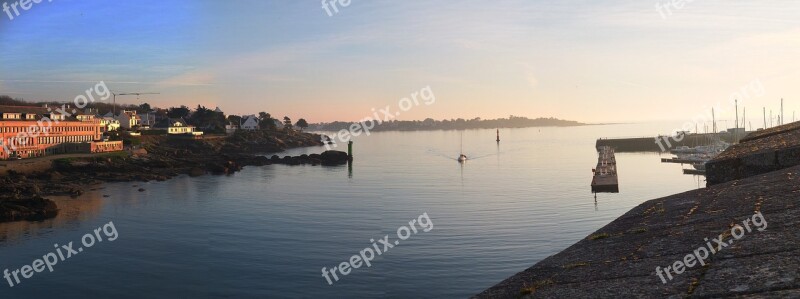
left=477, top=124, right=800, bottom=298
left=0, top=130, right=350, bottom=223
left=707, top=121, right=800, bottom=185
left=476, top=165, right=799, bottom=298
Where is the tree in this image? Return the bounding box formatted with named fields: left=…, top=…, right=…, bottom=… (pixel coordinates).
left=188, top=105, right=225, bottom=132
left=0, top=95, right=26, bottom=106
left=138, top=103, right=152, bottom=113
left=258, top=112, right=276, bottom=130
left=227, top=115, right=242, bottom=126
left=295, top=118, right=309, bottom=131
left=283, top=116, right=293, bottom=130
left=167, top=106, right=191, bottom=119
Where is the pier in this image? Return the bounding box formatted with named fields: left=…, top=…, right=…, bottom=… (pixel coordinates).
left=476, top=164, right=800, bottom=298
left=591, top=146, right=618, bottom=193
left=660, top=157, right=705, bottom=164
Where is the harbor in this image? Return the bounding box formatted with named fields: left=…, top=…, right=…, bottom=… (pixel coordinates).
left=478, top=122, right=800, bottom=298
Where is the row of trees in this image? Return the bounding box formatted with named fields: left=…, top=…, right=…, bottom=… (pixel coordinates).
left=166, top=106, right=309, bottom=133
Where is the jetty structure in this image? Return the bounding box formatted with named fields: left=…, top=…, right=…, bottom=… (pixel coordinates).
left=707, top=120, right=800, bottom=185
left=477, top=121, right=800, bottom=298
left=596, top=132, right=750, bottom=153
left=591, top=146, right=618, bottom=193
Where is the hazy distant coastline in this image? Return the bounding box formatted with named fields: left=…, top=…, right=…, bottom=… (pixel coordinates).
left=310, top=116, right=585, bottom=132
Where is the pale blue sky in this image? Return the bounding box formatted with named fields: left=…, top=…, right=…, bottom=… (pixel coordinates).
left=1, top=0, right=799, bottom=124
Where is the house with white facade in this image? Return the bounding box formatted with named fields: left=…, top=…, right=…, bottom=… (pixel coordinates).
left=225, top=122, right=238, bottom=135
left=98, top=116, right=121, bottom=132
left=116, top=110, right=141, bottom=129
left=154, top=118, right=203, bottom=136
left=139, top=112, right=158, bottom=128
left=241, top=115, right=259, bottom=130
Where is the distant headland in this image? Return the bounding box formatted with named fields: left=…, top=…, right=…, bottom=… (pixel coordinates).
left=309, top=116, right=585, bottom=132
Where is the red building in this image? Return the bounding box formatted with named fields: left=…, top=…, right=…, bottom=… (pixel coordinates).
left=0, top=105, right=122, bottom=160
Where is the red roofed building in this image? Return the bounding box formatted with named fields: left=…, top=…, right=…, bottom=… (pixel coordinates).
left=0, top=105, right=122, bottom=160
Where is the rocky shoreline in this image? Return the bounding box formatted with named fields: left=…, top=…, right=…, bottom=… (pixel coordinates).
left=0, top=130, right=349, bottom=223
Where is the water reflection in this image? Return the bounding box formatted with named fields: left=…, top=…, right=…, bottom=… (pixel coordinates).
left=0, top=189, right=105, bottom=246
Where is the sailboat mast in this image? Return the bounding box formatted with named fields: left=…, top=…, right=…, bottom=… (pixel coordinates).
left=460, top=132, right=463, bottom=154
left=743, top=107, right=746, bottom=132
left=735, top=99, right=739, bottom=142
left=712, top=108, right=716, bottom=135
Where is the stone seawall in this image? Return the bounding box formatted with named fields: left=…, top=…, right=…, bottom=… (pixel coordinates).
left=707, top=121, right=800, bottom=185
left=475, top=165, right=800, bottom=298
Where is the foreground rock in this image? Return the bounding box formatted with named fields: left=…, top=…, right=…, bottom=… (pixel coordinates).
left=0, top=196, right=58, bottom=222
left=475, top=165, right=800, bottom=298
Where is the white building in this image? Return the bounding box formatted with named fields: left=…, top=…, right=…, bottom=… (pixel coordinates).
left=274, top=119, right=285, bottom=129
left=154, top=118, right=203, bottom=136
left=116, top=110, right=140, bottom=129
left=139, top=112, right=158, bottom=127
left=98, top=116, right=121, bottom=132
left=225, top=122, right=238, bottom=135
left=241, top=115, right=259, bottom=130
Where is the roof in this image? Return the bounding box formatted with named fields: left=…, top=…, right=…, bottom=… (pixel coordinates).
left=0, top=105, right=88, bottom=120
left=0, top=105, right=51, bottom=114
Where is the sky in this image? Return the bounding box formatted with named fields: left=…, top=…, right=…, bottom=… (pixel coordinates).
left=1, top=0, right=799, bottom=125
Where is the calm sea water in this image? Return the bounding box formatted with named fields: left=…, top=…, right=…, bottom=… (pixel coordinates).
left=0, top=123, right=704, bottom=298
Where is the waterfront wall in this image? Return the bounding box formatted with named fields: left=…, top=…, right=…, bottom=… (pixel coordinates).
left=596, top=133, right=740, bottom=152
left=707, top=121, right=800, bottom=185
left=476, top=164, right=800, bottom=298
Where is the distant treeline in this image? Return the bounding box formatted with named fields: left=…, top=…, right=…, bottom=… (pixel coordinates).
left=310, top=116, right=585, bottom=132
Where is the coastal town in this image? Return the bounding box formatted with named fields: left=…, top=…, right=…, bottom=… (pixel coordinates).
left=3, top=1, right=799, bottom=298
left=0, top=96, right=312, bottom=161
left=0, top=97, right=353, bottom=223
